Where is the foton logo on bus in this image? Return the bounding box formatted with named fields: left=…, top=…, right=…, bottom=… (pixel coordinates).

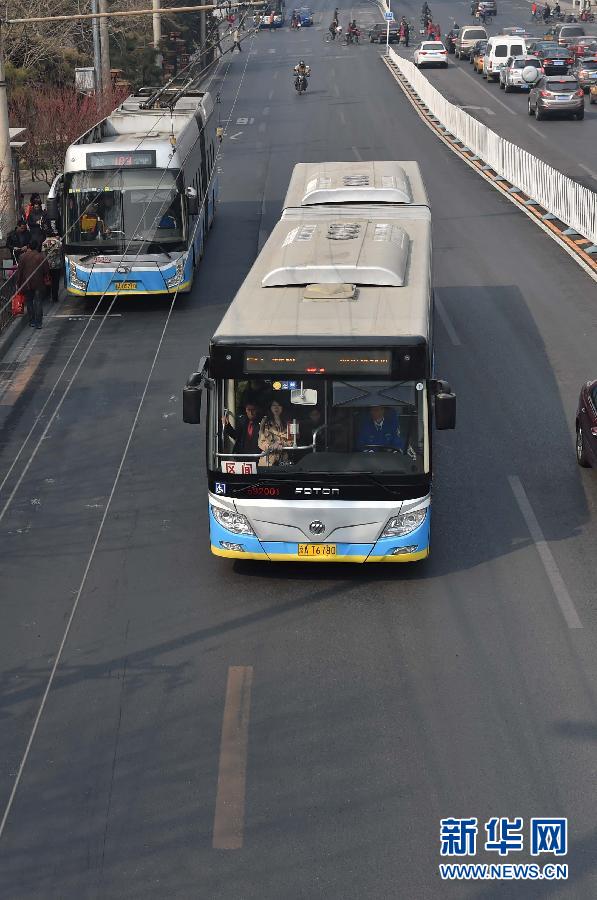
left=295, top=487, right=340, bottom=496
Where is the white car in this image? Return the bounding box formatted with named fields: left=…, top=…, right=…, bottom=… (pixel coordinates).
left=499, top=55, right=541, bottom=92
left=414, top=41, right=449, bottom=68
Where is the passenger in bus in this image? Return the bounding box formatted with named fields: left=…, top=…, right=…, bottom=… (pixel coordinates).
left=356, top=406, right=405, bottom=452
left=258, top=399, right=294, bottom=466
left=80, top=204, right=106, bottom=239
left=299, top=407, right=323, bottom=446
left=221, top=402, right=261, bottom=454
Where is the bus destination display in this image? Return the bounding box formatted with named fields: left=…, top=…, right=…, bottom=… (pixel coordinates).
left=87, top=151, right=157, bottom=170
left=244, top=349, right=391, bottom=375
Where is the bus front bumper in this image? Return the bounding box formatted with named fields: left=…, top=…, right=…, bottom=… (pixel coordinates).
left=209, top=508, right=430, bottom=563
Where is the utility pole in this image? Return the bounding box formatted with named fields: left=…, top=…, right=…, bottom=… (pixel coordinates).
left=98, top=0, right=112, bottom=94
left=0, top=27, right=16, bottom=239
left=91, top=0, right=103, bottom=94
left=152, top=0, right=163, bottom=69
left=199, top=8, right=207, bottom=70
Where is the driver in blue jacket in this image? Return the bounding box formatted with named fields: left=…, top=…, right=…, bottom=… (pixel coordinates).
left=356, top=406, right=405, bottom=452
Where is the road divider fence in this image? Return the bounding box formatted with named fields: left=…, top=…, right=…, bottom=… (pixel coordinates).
left=388, top=48, right=597, bottom=249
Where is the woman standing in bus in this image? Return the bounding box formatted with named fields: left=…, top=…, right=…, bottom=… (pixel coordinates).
left=258, top=398, right=293, bottom=466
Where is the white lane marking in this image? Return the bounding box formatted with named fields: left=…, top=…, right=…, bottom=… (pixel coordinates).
left=339, top=108, right=346, bottom=124
left=528, top=124, right=547, bottom=140
left=509, top=475, right=582, bottom=630
left=333, top=83, right=340, bottom=96
left=268, top=88, right=274, bottom=99
left=268, top=48, right=277, bottom=53
left=262, top=106, right=270, bottom=115
left=352, top=145, right=363, bottom=160
left=52, top=314, right=122, bottom=319
left=578, top=163, right=597, bottom=181
left=0, top=296, right=178, bottom=840
left=459, top=105, right=496, bottom=116
left=229, top=132, right=243, bottom=140
left=456, top=68, right=517, bottom=116
left=435, top=293, right=461, bottom=347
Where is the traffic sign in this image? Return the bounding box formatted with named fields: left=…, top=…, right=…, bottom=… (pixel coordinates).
left=384, top=11, right=394, bottom=19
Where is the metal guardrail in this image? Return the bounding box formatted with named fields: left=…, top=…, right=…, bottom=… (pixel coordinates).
left=388, top=48, right=597, bottom=248
left=0, top=271, right=18, bottom=338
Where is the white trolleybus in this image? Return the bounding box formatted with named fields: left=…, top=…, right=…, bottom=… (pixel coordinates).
left=183, top=161, right=456, bottom=563
left=48, top=85, right=218, bottom=298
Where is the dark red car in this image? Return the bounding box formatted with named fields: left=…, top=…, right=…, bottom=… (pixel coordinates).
left=576, top=380, right=597, bottom=468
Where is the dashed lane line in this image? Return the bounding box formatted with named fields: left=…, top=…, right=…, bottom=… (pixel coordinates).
left=509, top=475, right=582, bottom=630
left=213, top=667, right=254, bottom=850
left=435, top=293, right=461, bottom=347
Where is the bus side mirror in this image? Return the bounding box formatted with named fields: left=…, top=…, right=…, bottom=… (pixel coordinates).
left=435, top=391, right=456, bottom=430
left=186, top=187, right=199, bottom=216
left=183, top=371, right=204, bottom=424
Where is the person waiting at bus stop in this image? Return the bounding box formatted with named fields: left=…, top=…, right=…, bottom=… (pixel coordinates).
left=356, top=406, right=405, bottom=452
left=16, top=238, right=50, bottom=329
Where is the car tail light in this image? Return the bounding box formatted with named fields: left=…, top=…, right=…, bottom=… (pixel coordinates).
left=540, top=90, right=552, bottom=97
left=591, top=427, right=597, bottom=437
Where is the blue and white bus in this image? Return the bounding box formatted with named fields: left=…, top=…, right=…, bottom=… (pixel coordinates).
left=53, top=86, right=217, bottom=298
left=183, top=162, right=456, bottom=563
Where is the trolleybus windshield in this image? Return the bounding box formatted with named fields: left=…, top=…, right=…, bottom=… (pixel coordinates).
left=212, top=378, right=429, bottom=476
left=64, top=169, right=185, bottom=251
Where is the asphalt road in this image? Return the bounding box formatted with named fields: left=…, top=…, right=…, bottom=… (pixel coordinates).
left=394, top=0, right=597, bottom=188
left=1, top=2, right=597, bottom=897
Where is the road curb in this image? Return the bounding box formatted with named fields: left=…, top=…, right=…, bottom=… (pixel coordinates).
left=382, top=54, right=597, bottom=284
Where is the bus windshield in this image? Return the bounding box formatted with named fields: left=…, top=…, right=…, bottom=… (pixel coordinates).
left=64, top=169, right=185, bottom=252
left=213, top=377, right=429, bottom=476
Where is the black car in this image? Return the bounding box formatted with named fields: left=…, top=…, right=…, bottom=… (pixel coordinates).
left=369, top=22, right=400, bottom=43
left=445, top=27, right=460, bottom=54
left=576, top=380, right=597, bottom=468
left=537, top=46, right=573, bottom=75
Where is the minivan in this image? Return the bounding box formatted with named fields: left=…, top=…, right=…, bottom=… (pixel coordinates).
left=553, top=24, right=585, bottom=46
left=454, top=25, right=489, bottom=59
left=483, top=35, right=527, bottom=81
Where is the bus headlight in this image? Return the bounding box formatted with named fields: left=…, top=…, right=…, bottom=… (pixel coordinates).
left=165, top=258, right=185, bottom=289
left=69, top=260, right=88, bottom=291
left=211, top=505, right=255, bottom=535
left=381, top=509, right=427, bottom=538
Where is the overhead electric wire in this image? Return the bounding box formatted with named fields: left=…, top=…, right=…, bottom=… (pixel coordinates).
left=0, top=24, right=259, bottom=840
left=0, top=11, right=256, bottom=510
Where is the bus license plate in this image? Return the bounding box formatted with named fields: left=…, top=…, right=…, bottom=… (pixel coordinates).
left=298, top=544, right=337, bottom=557
left=115, top=281, right=137, bottom=290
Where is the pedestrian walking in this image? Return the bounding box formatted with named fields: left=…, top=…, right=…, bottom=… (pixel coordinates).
left=404, top=22, right=410, bottom=46
left=232, top=27, right=242, bottom=50
left=26, top=199, right=50, bottom=243
left=42, top=229, right=63, bottom=304
left=6, top=219, right=30, bottom=264
left=269, top=10, right=275, bottom=31
left=16, top=238, right=50, bottom=329
left=24, top=192, right=41, bottom=221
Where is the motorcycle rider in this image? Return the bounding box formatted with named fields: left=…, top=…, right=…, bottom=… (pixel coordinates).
left=553, top=1, right=561, bottom=16
left=294, top=59, right=311, bottom=91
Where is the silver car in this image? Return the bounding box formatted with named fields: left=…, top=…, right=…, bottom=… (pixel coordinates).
left=572, top=58, right=597, bottom=91
left=500, top=56, right=541, bottom=92
left=528, top=74, right=584, bottom=120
